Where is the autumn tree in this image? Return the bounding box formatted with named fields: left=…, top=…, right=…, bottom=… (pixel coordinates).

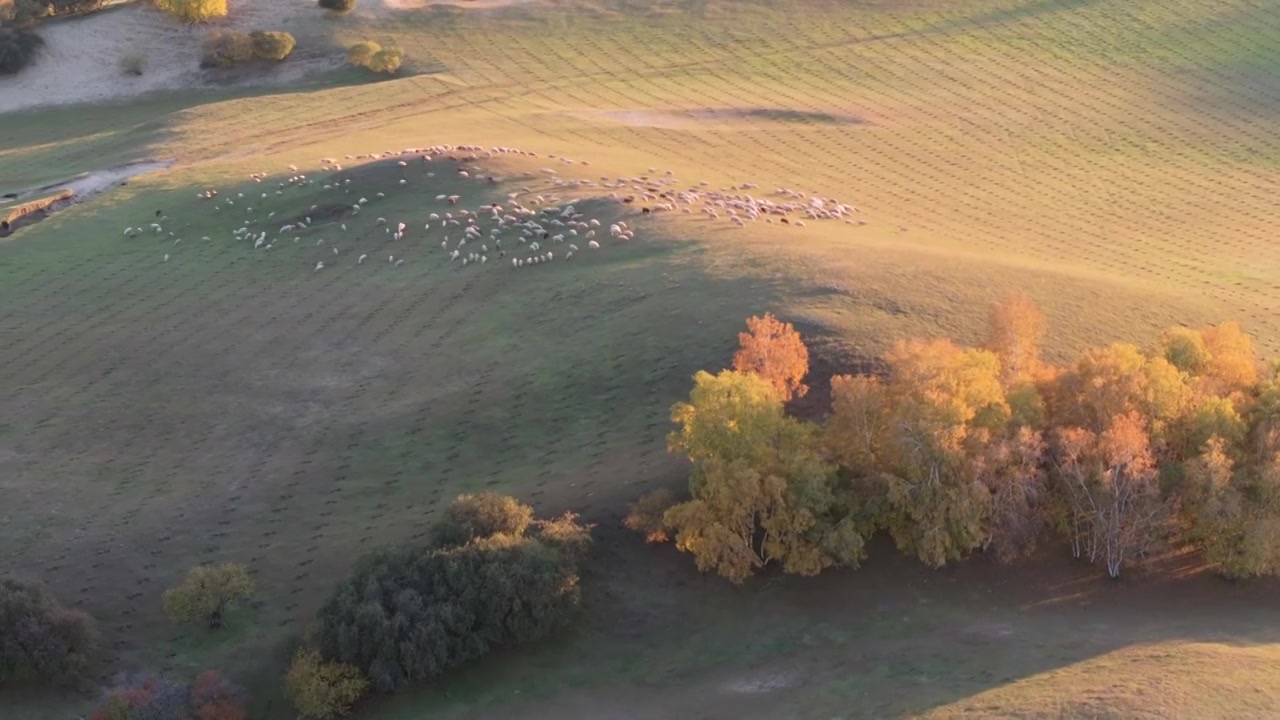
left=984, top=292, right=1046, bottom=388
left=431, top=491, right=533, bottom=548
left=623, top=488, right=677, bottom=543
left=1180, top=430, right=1280, bottom=579
left=162, top=562, right=254, bottom=630
left=1050, top=412, right=1166, bottom=577
left=825, top=374, right=889, bottom=476
left=974, top=426, right=1049, bottom=562
left=190, top=670, right=246, bottom=720
left=285, top=648, right=368, bottom=719
left=732, top=312, right=810, bottom=401
left=875, top=339, right=1009, bottom=567
left=664, top=370, right=871, bottom=582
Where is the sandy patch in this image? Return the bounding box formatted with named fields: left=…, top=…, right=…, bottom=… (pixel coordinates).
left=0, top=0, right=339, bottom=113
left=582, top=108, right=868, bottom=129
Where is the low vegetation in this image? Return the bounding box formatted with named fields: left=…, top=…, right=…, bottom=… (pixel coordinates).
left=0, top=26, right=44, bottom=75
left=285, top=648, right=369, bottom=719
left=347, top=40, right=403, bottom=74
left=317, top=0, right=356, bottom=13
left=91, top=670, right=245, bottom=720
left=120, top=51, right=146, bottom=76
left=161, top=562, right=254, bottom=630
left=643, top=303, right=1280, bottom=582
left=250, top=30, right=295, bottom=62
left=153, top=0, right=226, bottom=23
left=201, top=30, right=294, bottom=68
left=0, top=578, right=99, bottom=685
left=315, top=493, right=592, bottom=692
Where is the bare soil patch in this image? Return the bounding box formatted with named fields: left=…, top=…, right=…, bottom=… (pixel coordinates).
left=1, top=160, right=172, bottom=236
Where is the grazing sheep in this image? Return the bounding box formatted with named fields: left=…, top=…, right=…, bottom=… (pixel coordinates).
left=359, top=254, right=368, bottom=264
left=588, top=240, right=600, bottom=249
left=314, top=261, right=324, bottom=272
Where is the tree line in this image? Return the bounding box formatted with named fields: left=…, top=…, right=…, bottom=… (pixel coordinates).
left=629, top=301, right=1280, bottom=582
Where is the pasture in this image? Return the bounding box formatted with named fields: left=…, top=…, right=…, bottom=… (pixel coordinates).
left=3, top=0, right=1280, bottom=718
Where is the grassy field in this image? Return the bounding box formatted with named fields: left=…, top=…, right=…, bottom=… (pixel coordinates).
left=3, top=0, right=1280, bottom=718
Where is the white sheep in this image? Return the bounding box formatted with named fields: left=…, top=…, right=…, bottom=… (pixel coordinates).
left=588, top=240, right=600, bottom=249
left=359, top=254, right=368, bottom=264
left=314, top=261, right=324, bottom=272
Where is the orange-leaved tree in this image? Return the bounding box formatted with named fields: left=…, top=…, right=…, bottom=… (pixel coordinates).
left=732, top=312, right=810, bottom=401
left=984, top=292, right=1046, bottom=388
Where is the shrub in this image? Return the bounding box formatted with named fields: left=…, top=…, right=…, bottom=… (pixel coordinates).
left=347, top=40, right=403, bottom=74
left=367, top=47, right=403, bottom=74
left=431, top=491, right=533, bottom=548
left=120, top=51, right=146, bottom=76
left=316, top=496, right=591, bottom=692
left=285, top=648, right=368, bottom=719
left=190, top=670, right=247, bottom=720
left=90, top=670, right=245, bottom=720
left=9, top=0, right=52, bottom=28
left=318, top=0, right=356, bottom=12
left=153, top=0, right=226, bottom=23
left=250, top=30, right=295, bottom=61
left=162, top=562, right=254, bottom=630
left=201, top=31, right=253, bottom=68
left=0, top=578, right=99, bottom=685
left=0, top=27, right=45, bottom=75
left=624, top=488, right=677, bottom=543
left=346, top=40, right=379, bottom=66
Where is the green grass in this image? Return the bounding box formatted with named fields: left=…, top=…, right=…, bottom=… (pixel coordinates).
left=4, top=0, right=1280, bottom=718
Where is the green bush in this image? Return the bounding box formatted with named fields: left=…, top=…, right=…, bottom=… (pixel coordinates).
left=250, top=30, right=295, bottom=61
left=318, top=0, right=356, bottom=12
left=315, top=495, right=592, bottom=692
left=201, top=31, right=254, bottom=68
left=0, top=578, right=99, bottom=685
left=0, top=27, right=45, bottom=75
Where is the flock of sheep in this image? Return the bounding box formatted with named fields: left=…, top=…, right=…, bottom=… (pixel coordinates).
left=123, top=143, right=862, bottom=275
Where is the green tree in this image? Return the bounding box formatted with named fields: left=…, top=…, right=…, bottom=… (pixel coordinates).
left=1182, top=437, right=1280, bottom=579
left=317, top=528, right=588, bottom=692
left=162, top=562, right=254, bottom=630
left=0, top=578, right=99, bottom=685
left=285, top=648, right=368, bottom=719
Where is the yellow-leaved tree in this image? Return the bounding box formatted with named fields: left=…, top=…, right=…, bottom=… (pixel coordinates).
left=663, top=370, right=871, bottom=583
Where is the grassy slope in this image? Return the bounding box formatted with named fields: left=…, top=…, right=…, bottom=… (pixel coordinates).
left=3, top=0, right=1280, bottom=718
